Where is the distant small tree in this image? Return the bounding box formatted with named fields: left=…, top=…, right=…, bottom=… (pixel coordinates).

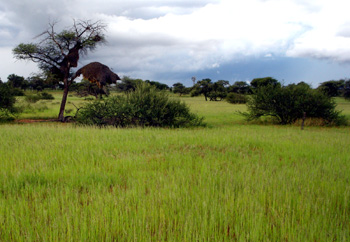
left=191, top=76, right=196, bottom=86
left=250, top=77, right=280, bottom=89
left=117, top=76, right=143, bottom=92
left=191, top=79, right=229, bottom=101
left=26, top=74, right=46, bottom=91
left=172, top=82, right=190, bottom=96
left=344, top=80, right=350, bottom=100
left=318, top=80, right=344, bottom=97
left=191, top=78, right=212, bottom=101
left=7, top=74, right=25, bottom=89
left=145, top=80, right=169, bottom=90
left=229, top=81, right=251, bottom=94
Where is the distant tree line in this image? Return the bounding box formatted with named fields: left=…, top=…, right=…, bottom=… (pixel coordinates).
left=172, top=77, right=350, bottom=102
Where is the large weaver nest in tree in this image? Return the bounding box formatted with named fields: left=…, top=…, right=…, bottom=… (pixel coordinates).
left=74, top=62, right=120, bottom=88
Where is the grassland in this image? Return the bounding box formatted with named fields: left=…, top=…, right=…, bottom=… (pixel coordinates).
left=0, top=92, right=349, bottom=241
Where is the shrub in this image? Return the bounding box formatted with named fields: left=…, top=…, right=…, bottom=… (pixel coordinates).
left=241, top=83, right=346, bottom=125
left=0, top=83, right=19, bottom=120
left=25, top=94, right=42, bottom=103
left=226, top=93, right=247, bottom=104
left=76, top=82, right=205, bottom=128
left=39, top=92, right=54, bottom=100
left=12, top=88, right=25, bottom=96
left=24, top=92, right=54, bottom=103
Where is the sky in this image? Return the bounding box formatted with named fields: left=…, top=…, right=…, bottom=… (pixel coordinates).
left=1, top=0, right=350, bottom=87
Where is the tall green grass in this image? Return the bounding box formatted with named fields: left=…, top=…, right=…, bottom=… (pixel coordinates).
left=1, top=123, right=349, bottom=240
left=1, top=92, right=349, bottom=240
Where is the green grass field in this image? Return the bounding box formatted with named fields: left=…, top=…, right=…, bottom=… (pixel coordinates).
left=1, top=92, right=350, bottom=241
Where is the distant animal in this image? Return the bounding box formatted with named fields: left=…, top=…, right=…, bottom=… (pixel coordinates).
left=74, top=62, right=121, bottom=89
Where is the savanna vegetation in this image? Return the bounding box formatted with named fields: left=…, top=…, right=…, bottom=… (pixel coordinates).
left=0, top=88, right=350, bottom=240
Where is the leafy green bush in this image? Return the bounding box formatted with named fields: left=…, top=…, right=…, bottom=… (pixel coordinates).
left=226, top=93, right=247, bottom=104
left=25, top=94, right=42, bottom=103
left=0, top=83, right=20, bottom=120
left=76, top=83, right=205, bottom=128
left=12, top=88, right=25, bottom=96
left=39, top=92, right=54, bottom=100
left=76, top=83, right=204, bottom=127
left=25, top=92, right=54, bottom=103
left=241, top=83, right=346, bottom=125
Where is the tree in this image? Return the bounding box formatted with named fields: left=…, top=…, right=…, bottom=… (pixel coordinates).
left=26, top=74, right=46, bottom=91
left=191, top=78, right=212, bottom=101
left=145, top=80, right=169, bottom=90
left=191, top=79, right=229, bottom=101
left=172, top=82, right=190, bottom=96
left=7, top=74, right=25, bottom=89
left=250, top=77, right=279, bottom=89
left=229, top=81, right=251, bottom=94
left=117, top=76, right=143, bottom=92
left=344, top=80, right=350, bottom=100
left=191, top=76, right=196, bottom=86
left=13, top=20, right=106, bottom=121
left=242, top=82, right=345, bottom=125
left=317, top=80, right=344, bottom=97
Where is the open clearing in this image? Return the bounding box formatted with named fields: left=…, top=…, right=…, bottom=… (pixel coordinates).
left=0, top=93, right=349, bottom=241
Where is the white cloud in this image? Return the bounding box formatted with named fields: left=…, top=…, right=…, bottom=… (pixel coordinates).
left=287, top=0, right=350, bottom=62
left=1, top=0, right=350, bottom=83
left=0, top=47, right=39, bottom=81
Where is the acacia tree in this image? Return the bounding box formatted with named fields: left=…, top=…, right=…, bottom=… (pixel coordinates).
left=13, top=20, right=106, bottom=121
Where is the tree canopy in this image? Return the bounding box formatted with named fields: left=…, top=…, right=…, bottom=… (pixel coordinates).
left=242, top=81, right=345, bottom=125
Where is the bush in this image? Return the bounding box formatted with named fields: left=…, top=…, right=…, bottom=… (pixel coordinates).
left=39, top=92, right=54, bottom=100
left=241, top=83, right=346, bottom=125
left=25, top=92, right=54, bottom=103
left=25, top=94, right=42, bottom=103
left=226, top=93, right=247, bottom=104
left=0, top=83, right=19, bottom=120
left=76, top=82, right=205, bottom=128
left=12, top=88, right=25, bottom=96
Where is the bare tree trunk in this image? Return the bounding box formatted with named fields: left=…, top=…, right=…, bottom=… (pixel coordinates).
left=301, top=112, right=306, bottom=130
left=58, top=78, right=69, bottom=121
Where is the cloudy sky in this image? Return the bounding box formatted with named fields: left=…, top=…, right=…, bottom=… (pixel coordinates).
left=1, top=0, right=350, bottom=87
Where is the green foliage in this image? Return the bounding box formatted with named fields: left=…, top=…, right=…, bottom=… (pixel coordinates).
left=117, top=76, right=143, bottom=92
left=172, top=82, right=190, bottom=96
left=25, top=94, right=42, bottom=103
left=242, top=82, right=346, bottom=125
left=344, top=80, right=350, bottom=100
left=73, top=79, right=106, bottom=99
left=226, top=93, right=247, bottom=104
left=25, top=92, right=55, bottom=103
left=7, top=74, right=25, bottom=89
left=77, top=83, right=205, bottom=127
left=317, top=80, right=344, bottom=97
left=40, top=92, right=55, bottom=100
left=11, top=88, right=25, bottom=96
left=191, top=79, right=229, bottom=101
left=0, top=83, right=19, bottom=120
left=229, top=81, right=251, bottom=94
left=250, top=77, right=280, bottom=89
left=145, top=80, right=169, bottom=90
